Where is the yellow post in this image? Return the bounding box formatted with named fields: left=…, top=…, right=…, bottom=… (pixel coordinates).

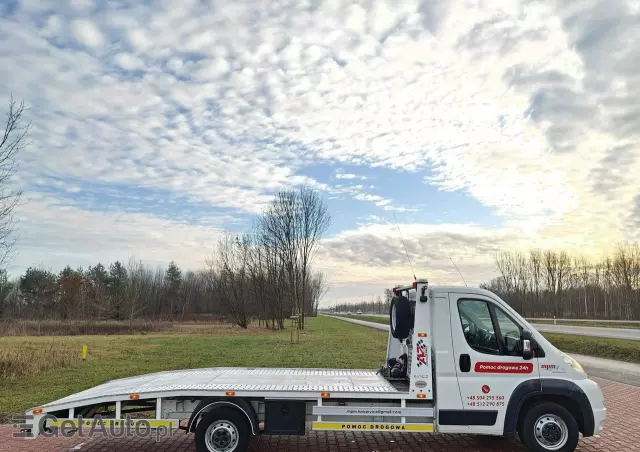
left=81, top=345, right=88, bottom=360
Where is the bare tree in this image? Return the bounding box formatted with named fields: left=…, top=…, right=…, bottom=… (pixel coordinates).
left=259, top=187, right=331, bottom=330
left=297, top=187, right=331, bottom=328
left=0, top=95, right=30, bottom=267
left=543, top=251, right=558, bottom=317
left=529, top=250, right=542, bottom=315
left=260, top=190, right=300, bottom=324
left=125, top=257, right=150, bottom=321
left=309, top=271, right=330, bottom=316
left=206, top=233, right=252, bottom=328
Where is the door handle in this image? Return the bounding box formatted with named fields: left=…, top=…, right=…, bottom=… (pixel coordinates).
left=459, top=354, right=471, bottom=372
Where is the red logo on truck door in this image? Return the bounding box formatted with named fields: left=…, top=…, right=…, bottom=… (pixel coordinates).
left=474, top=362, right=533, bottom=374
left=416, top=339, right=427, bottom=367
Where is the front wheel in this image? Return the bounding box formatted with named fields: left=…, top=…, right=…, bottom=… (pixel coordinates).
left=519, top=402, right=579, bottom=452
left=195, top=407, right=250, bottom=452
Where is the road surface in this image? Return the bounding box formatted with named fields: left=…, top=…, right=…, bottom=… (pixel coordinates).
left=329, top=315, right=640, bottom=387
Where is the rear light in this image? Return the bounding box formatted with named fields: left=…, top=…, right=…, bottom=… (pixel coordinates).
left=412, top=281, right=417, bottom=289
left=392, top=287, right=396, bottom=294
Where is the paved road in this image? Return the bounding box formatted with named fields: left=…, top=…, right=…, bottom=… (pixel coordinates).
left=530, top=323, right=640, bottom=340
left=1, top=378, right=634, bottom=452
left=329, top=316, right=640, bottom=387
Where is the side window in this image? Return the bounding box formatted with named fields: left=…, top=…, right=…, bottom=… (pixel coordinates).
left=457, top=299, right=500, bottom=355
left=494, top=307, right=523, bottom=356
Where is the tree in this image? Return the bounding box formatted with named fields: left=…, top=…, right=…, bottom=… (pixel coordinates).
left=0, top=269, right=16, bottom=318
left=164, top=260, right=182, bottom=317
left=106, top=261, right=127, bottom=319
left=297, top=188, right=331, bottom=327
left=259, top=187, right=331, bottom=329
left=125, top=257, right=151, bottom=321
left=206, top=233, right=252, bottom=328
left=0, top=95, right=30, bottom=268
left=57, top=266, right=88, bottom=319
left=384, top=288, right=394, bottom=305
left=309, top=271, right=329, bottom=316
left=19, top=267, right=57, bottom=318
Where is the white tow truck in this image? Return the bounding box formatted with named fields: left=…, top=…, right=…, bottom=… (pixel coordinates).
left=24, top=280, right=606, bottom=452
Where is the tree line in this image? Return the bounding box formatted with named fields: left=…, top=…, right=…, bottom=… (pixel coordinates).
left=481, top=243, right=640, bottom=320
left=0, top=187, right=331, bottom=329
left=330, top=289, right=394, bottom=314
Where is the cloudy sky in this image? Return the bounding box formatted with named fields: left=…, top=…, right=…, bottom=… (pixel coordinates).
left=1, top=0, right=638, bottom=305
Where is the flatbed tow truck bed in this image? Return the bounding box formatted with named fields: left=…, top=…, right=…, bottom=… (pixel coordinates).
left=43, top=367, right=404, bottom=409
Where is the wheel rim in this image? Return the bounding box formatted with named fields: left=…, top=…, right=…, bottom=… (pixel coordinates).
left=391, top=304, right=397, bottom=331
left=534, top=414, right=569, bottom=450
left=205, top=420, right=239, bottom=452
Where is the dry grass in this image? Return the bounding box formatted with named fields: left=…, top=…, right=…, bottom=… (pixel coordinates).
left=0, top=318, right=276, bottom=336
left=0, top=341, right=77, bottom=380
left=0, top=319, right=174, bottom=336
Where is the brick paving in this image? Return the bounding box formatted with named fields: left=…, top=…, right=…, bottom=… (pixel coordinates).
left=1, top=378, right=637, bottom=452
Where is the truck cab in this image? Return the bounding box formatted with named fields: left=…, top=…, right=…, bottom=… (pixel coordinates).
left=385, top=280, right=607, bottom=451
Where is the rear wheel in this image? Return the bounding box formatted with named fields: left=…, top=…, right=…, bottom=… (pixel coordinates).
left=519, top=402, right=579, bottom=452
left=195, top=407, right=250, bottom=452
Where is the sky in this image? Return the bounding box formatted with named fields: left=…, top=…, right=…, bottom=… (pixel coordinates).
left=1, top=0, right=639, bottom=307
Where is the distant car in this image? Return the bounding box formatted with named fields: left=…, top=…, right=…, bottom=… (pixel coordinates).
left=356, top=310, right=363, bottom=315
left=347, top=311, right=352, bottom=315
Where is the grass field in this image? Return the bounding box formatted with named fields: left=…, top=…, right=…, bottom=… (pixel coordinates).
left=0, top=317, right=387, bottom=423
left=543, top=334, right=640, bottom=363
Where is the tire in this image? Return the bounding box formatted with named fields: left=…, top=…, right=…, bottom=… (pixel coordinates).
left=195, top=407, right=250, bottom=452
left=519, top=402, right=579, bottom=452
left=390, top=295, right=412, bottom=339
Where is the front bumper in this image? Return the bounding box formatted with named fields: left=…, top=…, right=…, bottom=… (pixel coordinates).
left=577, top=378, right=606, bottom=436
left=592, top=406, right=607, bottom=435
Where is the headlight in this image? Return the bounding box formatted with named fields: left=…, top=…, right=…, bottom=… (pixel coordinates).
left=561, top=352, right=586, bottom=375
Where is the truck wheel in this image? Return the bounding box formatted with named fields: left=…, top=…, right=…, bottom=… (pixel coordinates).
left=519, top=402, right=579, bottom=452
left=390, top=295, right=411, bottom=339
left=195, top=407, right=250, bottom=452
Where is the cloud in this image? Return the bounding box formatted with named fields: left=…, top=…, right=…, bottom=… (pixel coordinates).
left=70, top=19, right=104, bottom=47
left=12, top=193, right=223, bottom=273
left=335, top=170, right=367, bottom=180
left=113, top=52, right=144, bottom=71
left=1, top=0, right=639, bottom=295
left=71, top=0, right=94, bottom=12
left=317, top=223, right=522, bottom=289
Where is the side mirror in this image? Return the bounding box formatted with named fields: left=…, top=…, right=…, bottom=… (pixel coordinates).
left=522, top=330, right=534, bottom=360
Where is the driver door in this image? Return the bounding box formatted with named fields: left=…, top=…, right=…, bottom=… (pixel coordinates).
left=448, top=293, right=540, bottom=434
